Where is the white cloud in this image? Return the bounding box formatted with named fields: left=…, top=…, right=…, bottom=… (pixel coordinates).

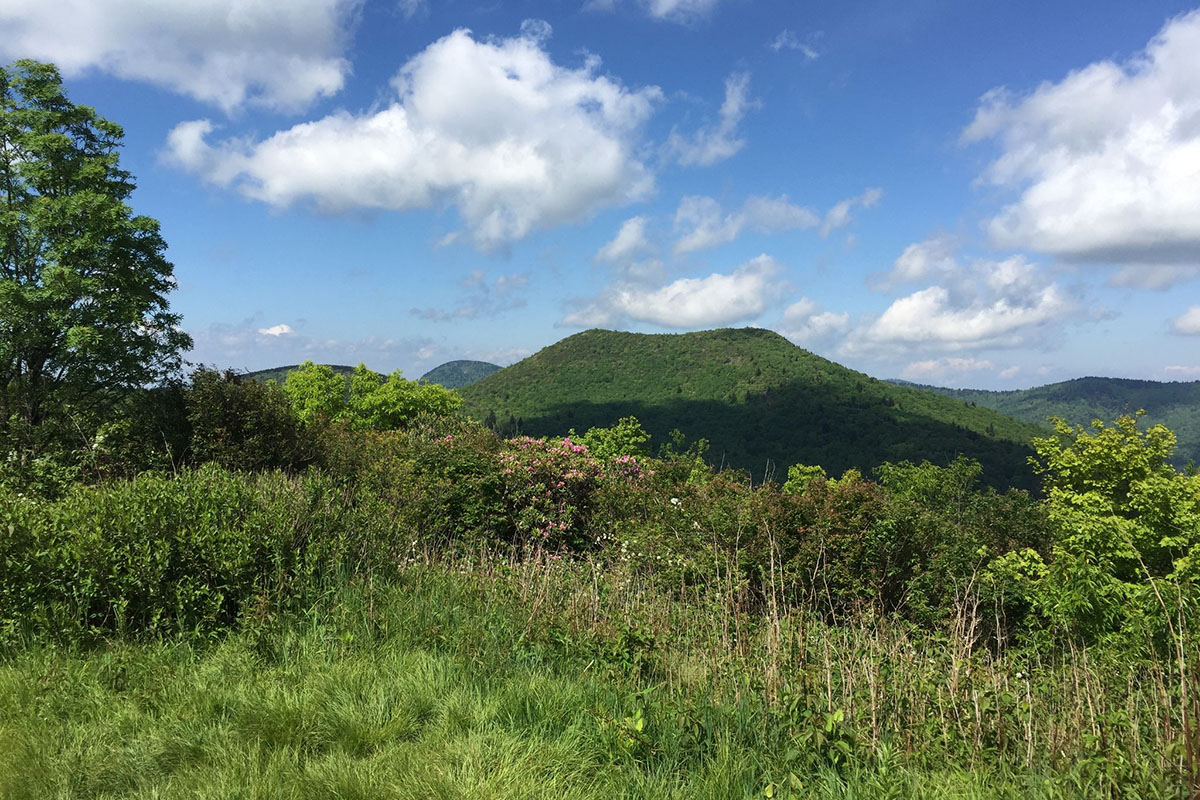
left=0, top=0, right=359, bottom=113
left=674, top=194, right=820, bottom=254
left=166, top=28, right=662, bottom=251
left=821, top=187, right=883, bottom=238
left=1171, top=305, right=1200, bottom=334
left=900, top=357, right=996, bottom=382
left=597, top=216, right=654, bottom=264
left=864, top=283, right=1069, bottom=349
left=668, top=72, right=755, bottom=167
left=564, top=254, right=784, bottom=328
left=1165, top=365, right=1200, bottom=377
left=881, top=233, right=958, bottom=287
left=775, top=298, right=850, bottom=348
left=850, top=243, right=1077, bottom=354
left=964, top=9, right=1200, bottom=284
left=257, top=323, right=294, bottom=336
left=769, top=29, right=820, bottom=59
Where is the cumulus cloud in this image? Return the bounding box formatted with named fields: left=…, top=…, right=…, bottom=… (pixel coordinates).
left=849, top=240, right=1077, bottom=354
left=775, top=298, right=850, bottom=348
left=165, top=28, right=662, bottom=251
left=770, top=29, right=821, bottom=59
left=821, top=187, right=883, bottom=238
left=878, top=233, right=958, bottom=287
left=863, top=280, right=1069, bottom=349
left=1165, top=365, right=1200, bottom=377
left=0, top=0, right=359, bottom=113
left=668, top=72, right=756, bottom=167
left=1171, top=304, right=1200, bottom=334
left=673, top=194, right=820, bottom=254
left=597, top=216, right=654, bottom=264
left=257, top=323, right=294, bottom=336
left=964, top=9, right=1200, bottom=285
left=900, top=357, right=997, bottom=382
left=564, top=254, right=785, bottom=328
left=411, top=270, right=530, bottom=322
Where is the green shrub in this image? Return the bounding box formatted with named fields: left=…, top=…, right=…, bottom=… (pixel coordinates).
left=0, top=465, right=375, bottom=641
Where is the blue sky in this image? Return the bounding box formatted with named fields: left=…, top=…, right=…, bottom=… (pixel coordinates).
left=4, top=0, right=1200, bottom=387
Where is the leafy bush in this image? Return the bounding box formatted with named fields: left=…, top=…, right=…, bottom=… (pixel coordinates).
left=0, top=465, right=377, bottom=641
left=186, top=368, right=313, bottom=472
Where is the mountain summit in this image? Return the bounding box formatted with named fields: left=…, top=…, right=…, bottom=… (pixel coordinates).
left=460, top=328, right=1043, bottom=488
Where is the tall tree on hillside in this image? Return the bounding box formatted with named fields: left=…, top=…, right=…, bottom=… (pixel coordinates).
left=0, top=61, right=191, bottom=443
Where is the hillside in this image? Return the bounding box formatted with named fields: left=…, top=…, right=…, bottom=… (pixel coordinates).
left=420, top=360, right=500, bottom=388
left=893, top=377, right=1200, bottom=467
left=242, top=364, right=357, bottom=384
left=459, top=328, right=1046, bottom=489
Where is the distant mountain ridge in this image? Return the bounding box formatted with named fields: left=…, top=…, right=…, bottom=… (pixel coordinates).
left=419, top=360, right=500, bottom=389
left=242, top=364, right=357, bottom=384
left=890, top=376, right=1200, bottom=467
left=459, top=328, right=1047, bottom=489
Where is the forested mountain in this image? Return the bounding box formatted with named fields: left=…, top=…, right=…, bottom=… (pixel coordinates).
left=893, top=377, right=1200, bottom=467
left=460, top=328, right=1046, bottom=489
left=419, top=360, right=500, bottom=388
left=243, top=364, right=357, bottom=384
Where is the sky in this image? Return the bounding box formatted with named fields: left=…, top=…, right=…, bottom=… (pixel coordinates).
left=3, top=0, right=1200, bottom=388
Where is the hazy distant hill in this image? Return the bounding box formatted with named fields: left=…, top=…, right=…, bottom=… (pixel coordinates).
left=242, top=364, right=357, bottom=384
left=891, top=377, right=1200, bottom=467
left=460, top=328, right=1046, bottom=489
left=419, top=360, right=500, bottom=389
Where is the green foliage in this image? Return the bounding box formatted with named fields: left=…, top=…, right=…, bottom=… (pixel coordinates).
left=344, top=364, right=463, bottom=430
left=281, top=361, right=346, bottom=427
left=0, top=60, right=190, bottom=440
left=571, top=415, right=651, bottom=460
left=186, top=368, right=312, bottom=472
left=0, top=465, right=390, bottom=641
left=281, top=361, right=462, bottom=431
left=459, top=328, right=1043, bottom=489
left=782, top=463, right=826, bottom=494
left=1026, top=414, right=1200, bottom=639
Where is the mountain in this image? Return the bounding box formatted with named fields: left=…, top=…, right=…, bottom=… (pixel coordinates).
left=459, top=328, right=1047, bottom=489
left=242, top=364, right=357, bottom=384
left=419, top=360, right=500, bottom=389
left=890, top=377, right=1200, bottom=467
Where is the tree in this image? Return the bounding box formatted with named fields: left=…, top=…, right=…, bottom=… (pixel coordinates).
left=0, top=61, right=190, bottom=443
left=281, top=361, right=462, bottom=431
left=281, top=361, right=346, bottom=427
left=997, top=414, right=1200, bottom=639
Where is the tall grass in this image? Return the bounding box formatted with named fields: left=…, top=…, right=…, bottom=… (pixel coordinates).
left=2, top=554, right=1190, bottom=798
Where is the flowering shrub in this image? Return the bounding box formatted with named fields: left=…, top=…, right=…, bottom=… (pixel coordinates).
left=500, top=436, right=602, bottom=549
left=500, top=436, right=609, bottom=550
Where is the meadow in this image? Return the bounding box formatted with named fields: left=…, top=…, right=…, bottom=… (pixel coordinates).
left=2, top=393, right=1197, bottom=798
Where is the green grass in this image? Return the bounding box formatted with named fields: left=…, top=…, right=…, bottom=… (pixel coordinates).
left=1, top=559, right=1185, bottom=799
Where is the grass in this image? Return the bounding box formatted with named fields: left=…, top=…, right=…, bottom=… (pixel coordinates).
left=1, top=556, right=1188, bottom=799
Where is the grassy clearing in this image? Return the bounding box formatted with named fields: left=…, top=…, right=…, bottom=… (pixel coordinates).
left=1, top=558, right=1186, bottom=799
